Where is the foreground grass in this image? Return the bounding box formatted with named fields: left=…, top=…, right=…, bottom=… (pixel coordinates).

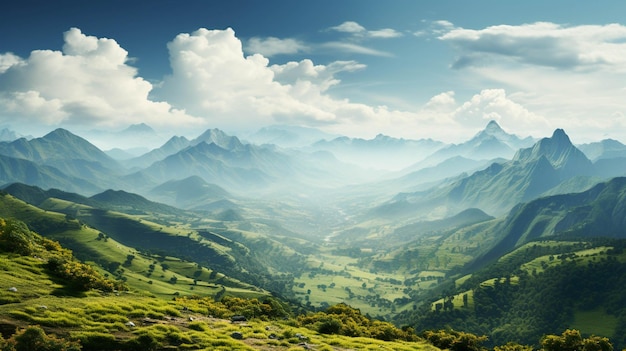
left=0, top=293, right=439, bottom=351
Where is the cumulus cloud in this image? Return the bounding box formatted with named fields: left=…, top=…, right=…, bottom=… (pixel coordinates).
left=452, top=89, right=548, bottom=131
left=0, top=53, right=23, bottom=73
left=246, top=36, right=308, bottom=57
left=424, top=91, right=456, bottom=112
left=440, top=22, right=626, bottom=71
left=158, top=28, right=366, bottom=129
left=156, top=27, right=456, bottom=137
left=0, top=28, right=200, bottom=133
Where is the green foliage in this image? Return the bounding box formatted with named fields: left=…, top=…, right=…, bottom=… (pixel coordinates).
left=298, top=303, right=418, bottom=341
left=423, top=329, right=488, bottom=351
left=47, top=254, right=121, bottom=292
left=541, top=329, right=613, bottom=351
left=0, top=326, right=81, bottom=351
left=0, top=218, right=36, bottom=255
left=494, top=342, right=533, bottom=351
left=0, top=216, right=123, bottom=294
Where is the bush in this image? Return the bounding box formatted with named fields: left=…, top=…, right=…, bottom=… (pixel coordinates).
left=2, top=325, right=81, bottom=351
left=318, top=318, right=342, bottom=334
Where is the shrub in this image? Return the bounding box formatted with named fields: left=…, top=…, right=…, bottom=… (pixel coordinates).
left=318, top=318, right=342, bottom=335
left=72, top=332, right=119, bottom=351
left=3, top=325, right=81, bottom=351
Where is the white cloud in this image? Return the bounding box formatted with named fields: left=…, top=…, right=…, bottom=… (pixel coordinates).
left=331, top=21, right=366, bottom=34
left=0, top=28, right=200, bottom=133
left=435, top=21, right=626, bottom=142
left=0, top=53, right=23, bottom=73
left=246, top=36, right=308, bottom=57
left=321, top=42, right=394, bottom=57
left=368, top=28, right=403, bottom=39
left=440, top=22, right=626, bottom=71
left=329, top=21, right=403, bottom=39
left=424, top=91, right=456, bottom=112
left=156, top=27, right=457, bottom=138
left=453, top=89, right=548, bottom=132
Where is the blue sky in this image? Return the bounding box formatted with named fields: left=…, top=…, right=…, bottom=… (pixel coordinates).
left=2, top=0, right=626, bottom=146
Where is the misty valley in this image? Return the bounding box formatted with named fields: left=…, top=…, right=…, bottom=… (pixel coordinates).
left=2, top=120, right=626, bottom=350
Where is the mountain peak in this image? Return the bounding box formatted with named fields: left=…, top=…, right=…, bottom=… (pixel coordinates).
left=484, top=120, right=503, bottom=133
left=513, top=128, right=591, bottom=172
left=44, top=128, right=75, bottom=140
left=193, top=128, right=243, bottom=150
left=551, top=128, right=569, bottom=142
left=123, top=123, right=156, bottom=134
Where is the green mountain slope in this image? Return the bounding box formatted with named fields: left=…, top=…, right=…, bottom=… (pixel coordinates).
left=471, top=176, right=626, bottom=269
left=381, top=129, right=602, bottom=219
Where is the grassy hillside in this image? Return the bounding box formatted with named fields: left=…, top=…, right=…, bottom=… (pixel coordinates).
left=397, top=238, right=626, bottom=348
left=0, top=192, right=266, bottom=299
left=0, top=215, right=441, bottom=350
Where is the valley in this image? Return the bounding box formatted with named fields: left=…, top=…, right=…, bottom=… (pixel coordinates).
left=1, top=121, right=626, bottom=349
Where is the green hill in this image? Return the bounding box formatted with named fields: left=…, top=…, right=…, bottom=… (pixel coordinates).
left=0, top=215, right=437, bottom=351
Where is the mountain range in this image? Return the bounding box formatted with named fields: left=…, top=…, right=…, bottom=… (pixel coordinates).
left=2, top=120, right=626, bottom=348
left=376, top=128, right=624, bottom=219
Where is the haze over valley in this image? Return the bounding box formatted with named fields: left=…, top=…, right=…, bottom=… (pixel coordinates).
left=2, top=1, right=626, bottom=350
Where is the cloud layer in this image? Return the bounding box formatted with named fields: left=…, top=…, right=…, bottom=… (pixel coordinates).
left=0, top=28, right=199, bottom=133
left=440, top=22, right=626, bottom=70
left=0, top=22, right=625, bottom=144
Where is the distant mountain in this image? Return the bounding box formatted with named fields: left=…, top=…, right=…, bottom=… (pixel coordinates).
left=124, top=135, right=191, bottom=169
left=121, top=123, right=156, bottom=135
left=311, top=134, right=445, bottom=170
left=126, top=141, right=274, bottom=193
left=126, top=128, right=249, bottom=170
left=379, top=129, right=598, bottom=219
left=246, top=125, right=338, bottom=148
left=409, top=120, right=535, bottom=170
left=105, top=148, right=137, bottom=160
left=0, top=127, right=28, bottom=142
left=191, top=128, right=245, bottom=150
left=513, top=128, right=592, bottom=176
left=126, top=128, right=368, bottom=194
left=2, top=182, right=97, bottom=207
left=0, top=128, right=117, bottom=166
left=0, top=155, right=101, bottom=195
left=148, top=175, right=231, bottom=210
left=578, top=139, right=626, bottom=161
left=386, top=156, right=503, bottom=192
left=0, top=128, right=122, bottom=186
left=89, top=189, right=185, bottom=215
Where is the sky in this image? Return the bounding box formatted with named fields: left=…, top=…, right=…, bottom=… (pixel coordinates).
left=1, top=0, right=626, bottom=148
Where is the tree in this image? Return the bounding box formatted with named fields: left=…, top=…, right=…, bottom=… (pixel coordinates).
left=541, top=329, right=613, bottom=351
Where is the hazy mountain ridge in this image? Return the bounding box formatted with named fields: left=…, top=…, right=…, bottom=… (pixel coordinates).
left=381, top=128, right=617, bottom=219
left=246, top=124, right=339, bottom=148
left=578, top=138, right=626, bottom=161
left=148, top=175, right=232, bottom=210
left=311, top=133, right=445, bottom=170
left=407, top=120, right=535, bottom=171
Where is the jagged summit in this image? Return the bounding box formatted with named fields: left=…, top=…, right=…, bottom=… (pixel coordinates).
left=193, top=128, right=243, bottom=150
left=514, top=128, right=591, bottom=173
left=551, top=128, right=570, bottom=144
left=484, top=120, right=503, bottom=133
